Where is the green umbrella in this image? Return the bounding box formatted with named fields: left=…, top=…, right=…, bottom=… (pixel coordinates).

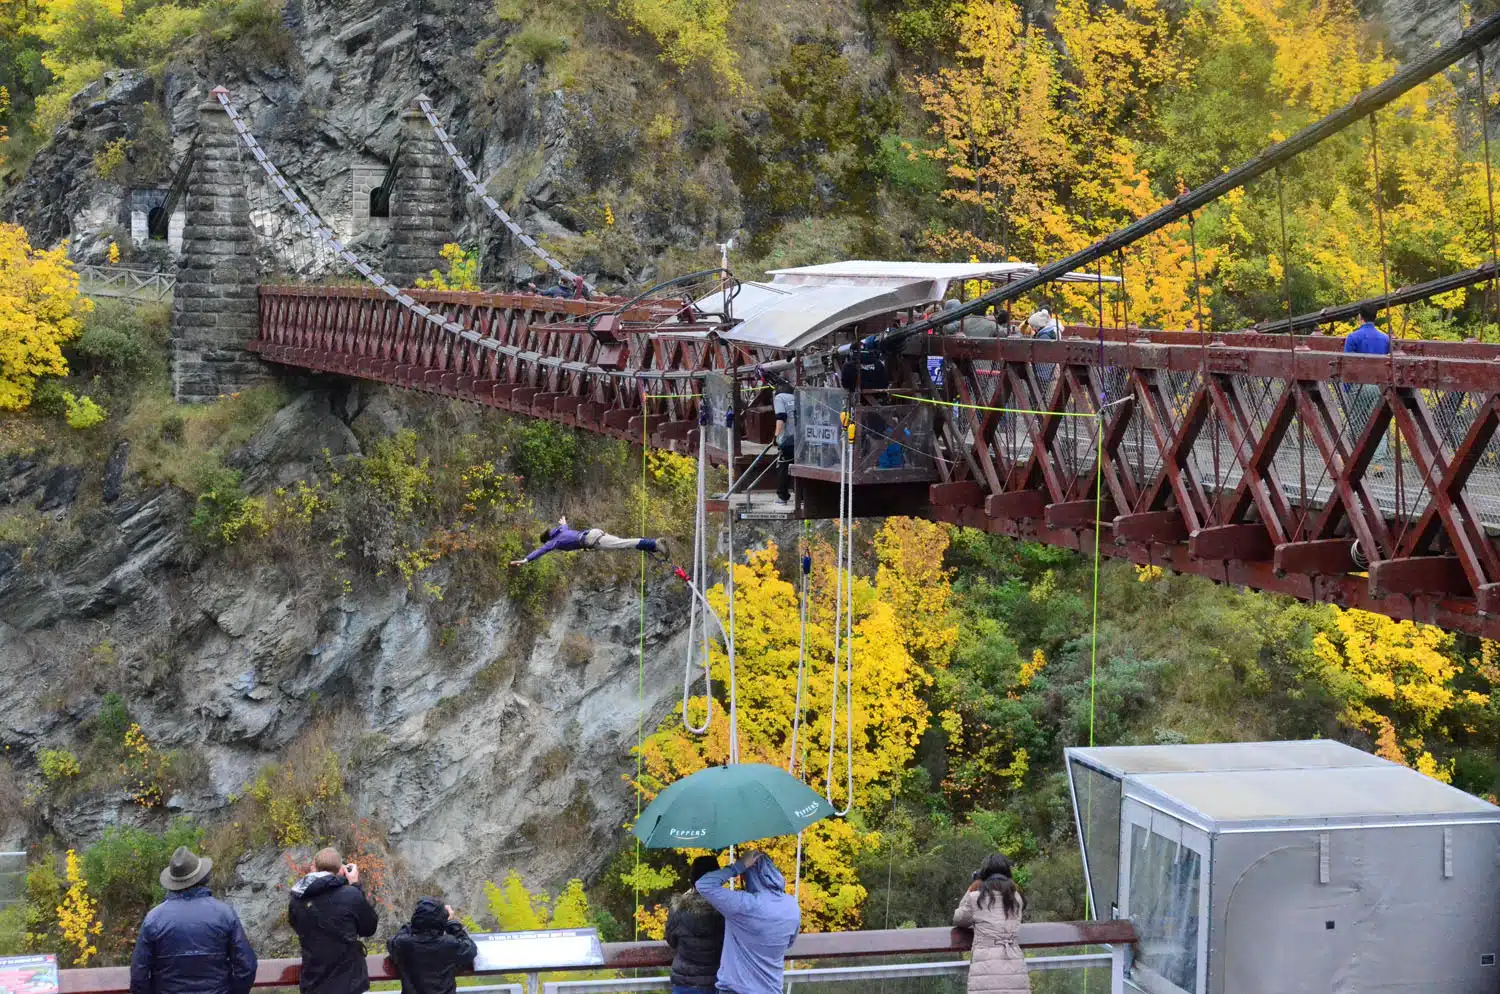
left=633, top=763, right=836, bottom=849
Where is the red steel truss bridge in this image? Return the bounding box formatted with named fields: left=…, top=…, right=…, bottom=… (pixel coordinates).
left=199, top=14, right=1500, bottom=637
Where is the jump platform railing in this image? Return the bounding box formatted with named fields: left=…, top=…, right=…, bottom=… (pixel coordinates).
left=57, top=921, right=1139, bottom=994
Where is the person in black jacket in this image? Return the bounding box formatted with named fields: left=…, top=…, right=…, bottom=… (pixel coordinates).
left=130, top=847, right=257, bottom=994
left=388, top=898, right=478, bottom=994
left=289, top=848, right=379, bottom=994
left=664, top=856, right=726, bottom=994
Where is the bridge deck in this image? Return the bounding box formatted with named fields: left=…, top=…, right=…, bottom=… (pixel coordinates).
left=246, top=284, right=1500, bottom=637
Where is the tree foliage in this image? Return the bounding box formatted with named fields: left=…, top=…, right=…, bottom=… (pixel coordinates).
left=0, top=222, right=88, bottom=411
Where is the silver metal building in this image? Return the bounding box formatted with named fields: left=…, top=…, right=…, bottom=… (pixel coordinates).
left=1065, top=740, right=1500, bottom=994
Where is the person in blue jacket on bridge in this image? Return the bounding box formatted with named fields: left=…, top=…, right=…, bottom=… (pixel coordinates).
left=130, top=847, right=257, bottom=994
left=510, top=515, right=667, bottom=565
left=694, top=850, right=801, bottom=994
left=1342, top=302, right=1392, bottom=466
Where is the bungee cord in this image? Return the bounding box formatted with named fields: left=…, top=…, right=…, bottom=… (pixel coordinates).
left=824, top=411, right=857, bottom=817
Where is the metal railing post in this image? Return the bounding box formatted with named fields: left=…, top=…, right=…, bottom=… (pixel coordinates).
left=1111, top=943, right=1128, bottom=994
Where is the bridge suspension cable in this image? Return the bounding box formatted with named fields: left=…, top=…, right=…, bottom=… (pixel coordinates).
left=214, top=87, right=709, bottom=387
left=415, top=96, right=596, bottom=294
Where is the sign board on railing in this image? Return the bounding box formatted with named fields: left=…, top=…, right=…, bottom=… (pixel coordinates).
left=470, top=929, right=603, bottom=972
left=0, top=954, right=58, bottom=994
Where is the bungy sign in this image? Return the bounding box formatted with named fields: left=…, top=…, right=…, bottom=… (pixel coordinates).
left=471, top=928, right=605, bottom=972
left=0, top=955, right=58, bottom=994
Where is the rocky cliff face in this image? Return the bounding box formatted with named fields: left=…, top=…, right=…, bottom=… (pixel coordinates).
left=0, top=0, right=735, bottom=286
left=0, top=387, right=695, bottom=949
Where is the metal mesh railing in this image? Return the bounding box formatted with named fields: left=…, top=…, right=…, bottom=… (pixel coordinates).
left=538, top=952, right=1123, bottom=994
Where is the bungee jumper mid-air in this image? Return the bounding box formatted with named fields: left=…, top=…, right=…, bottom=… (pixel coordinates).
left=509, top=515, right=670, bottom=566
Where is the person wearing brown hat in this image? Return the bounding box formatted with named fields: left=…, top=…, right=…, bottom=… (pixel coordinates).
left=130, top=847, right=257, bottom=994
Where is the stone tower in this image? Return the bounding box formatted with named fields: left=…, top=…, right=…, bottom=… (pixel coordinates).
left=385, top=96, right=451, bottom=288
left=170, top=90, right=266, bottom=403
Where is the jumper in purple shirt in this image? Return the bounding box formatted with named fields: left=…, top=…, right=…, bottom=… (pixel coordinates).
left=524, top=526, right=589, bottom=562
left=1343, top=321, right=1390, bottom=356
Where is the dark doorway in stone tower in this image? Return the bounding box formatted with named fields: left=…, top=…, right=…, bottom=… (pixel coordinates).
left=147, top=205, right=169, bottom=240
left=370, top=186, right=391, bottom=219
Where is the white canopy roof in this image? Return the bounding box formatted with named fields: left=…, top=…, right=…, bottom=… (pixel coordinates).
left=697, top=259, right=1119, bottom=351
left=706, top=280, right=938, bottom=350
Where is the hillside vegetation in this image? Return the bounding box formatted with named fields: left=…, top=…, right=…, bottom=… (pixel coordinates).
left=5, top=0, right=1500, bottom=965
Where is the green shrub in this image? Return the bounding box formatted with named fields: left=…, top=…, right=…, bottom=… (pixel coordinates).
left=357, top=431, right=434, bottom=517
left=74, top=327, right=145, bottom=374
left=93, top=694, right=131, bottom=748
left=62, top=392, right=107, bottom=430
left=189, top=468, right=267, bottom=545
left=83, top=820, right=203, bottom=954
left=510, top=420, right=579, bottom=486
left=511, top=25, right=569, bottom=68
left=872, top=134, right=943, bottom=195
left=38, top=749, right=82, bottom=782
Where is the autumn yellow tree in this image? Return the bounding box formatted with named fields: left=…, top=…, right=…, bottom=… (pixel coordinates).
left=631, top=520, right=954, bottom=933
left=0, top=222, right=90, bottom=410
left=1311, top=609, right=1490, bottom=780
left=56, top=850, right=101, bottom=967
left=914, top=0, right=1210, bottom=328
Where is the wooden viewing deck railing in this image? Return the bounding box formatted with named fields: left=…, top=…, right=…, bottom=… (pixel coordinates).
left=57, top=921, right=1139, bottom=993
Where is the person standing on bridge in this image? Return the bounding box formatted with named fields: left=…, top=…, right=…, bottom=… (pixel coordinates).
left=695, top=850, right=800, bottom=994
left=510, top=515, right=668, bottom=565
left=130, top=847, right=258, bottom=994
left=953, top=853, right=1030, bottom=994
left=288, top=848, right=379, bottom=994
left=1343, top=303, right=1392, bottom=467
left=665, top=855, right=727, bottom=994
left=388, top=899, right=477, bottom=994
left=771, top=379, right=797, bottom=512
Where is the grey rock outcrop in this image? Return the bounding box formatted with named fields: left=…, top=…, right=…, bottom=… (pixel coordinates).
left=0, top=391, right=697, bottom=950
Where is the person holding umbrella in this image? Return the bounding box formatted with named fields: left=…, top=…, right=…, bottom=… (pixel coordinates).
left=694, top=851, right=800, bottom=994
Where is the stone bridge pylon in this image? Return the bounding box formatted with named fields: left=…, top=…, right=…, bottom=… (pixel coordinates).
left=170, top=92, right=452, bottom=403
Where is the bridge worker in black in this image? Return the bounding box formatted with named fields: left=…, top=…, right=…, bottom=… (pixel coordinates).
left=540, top=282, right=572, bottom=298
left=388, top=898, right=477, bottom=994
left=665, top=856, right=727, bottom=994
left=771, top=379, right=797, bottom=512
left=130, top=847, right=257, bottom=994
left=289, top=848, right=378, bottom=994
left=510, top=515, right=668, bottom=565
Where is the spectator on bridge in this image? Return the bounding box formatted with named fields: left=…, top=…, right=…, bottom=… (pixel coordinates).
left=665, top=856, right=727, bottom=994
left=695, top=850, right=800, bottom=994
left=540, top=282, right=572, bottom=298
left=510, top=515, right=668, bottom=565
left=1343, top=303, right=1392, bottom=467
left=943, top=299, right=1001, bottom=339
left=1343, top=302, right=1391, bottom=355
left=130, top=847, right=257, bottom=994
left=388, top=899, right=477, bottom=994
left=571, top=275, right=591, bottom=300
left=289, top=848, right=378, bottom=994
left=1027, top=310, right=1060, bottom=398
left=771, top=380, right=797, bottom=512
left=953, top=853, right=1029, bottom=994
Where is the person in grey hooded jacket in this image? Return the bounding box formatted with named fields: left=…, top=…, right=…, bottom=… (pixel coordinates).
left=694, top=851, right=800, bottom=994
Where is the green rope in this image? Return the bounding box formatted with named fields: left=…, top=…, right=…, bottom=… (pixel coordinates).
left=892, top=388, right=1110, bottom=936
